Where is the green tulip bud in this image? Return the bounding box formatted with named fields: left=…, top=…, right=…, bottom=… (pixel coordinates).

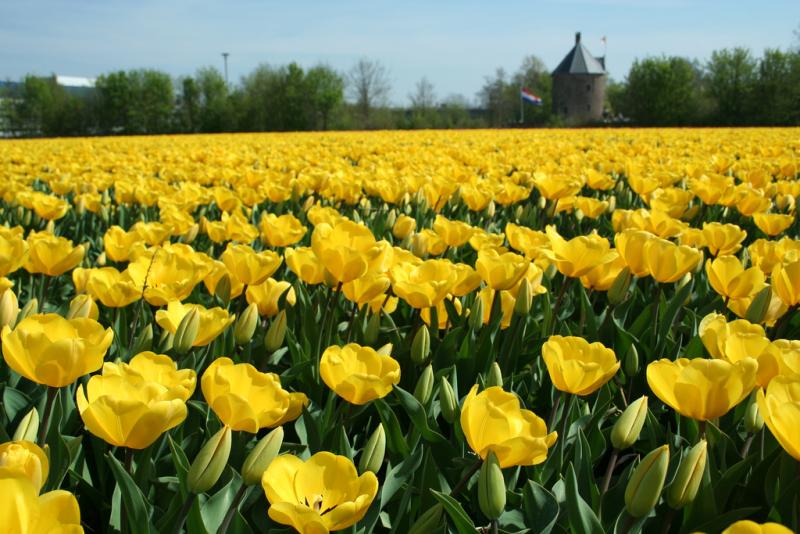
left=12, top=407, right=39, bottom=443
left=408, top=504, right=444, bottom=534
left=468, top=296, right=485, bottom=331
left=414, top=365, right=434, bottom=405
left=234, top=303, right=260, bottom=346
left=130, top=324, right=154, bottom=355
left=264, top=310, right=287, bottom=353
left=181, top=224, right=199, bottom=244
left=0, top=289, right=20, bottom=329
left=608, top=266, right=632, bottom=306
left=188, top=426, right=232, bottom=494
left=611, top=396, right=648, bottom=450
left=377, top=343, right=393, bottom=356
left=667, top=440, right=707, bottom=509
left=66, top=294, right=94, bottom=319
left=537, top=196, right=547, bottom=210
left=744, top=392, right=764, bottom=433
left=358, top=424, right=386, bottom=475
left=624, top=344, right=639, bottom=378
left=624, top=445, right=670, bottom=518
left=608, top=195, right=617, bottom=212
left=364, top=312, right=381, bottom=346
left=514, top=278, right=532, bottom=316
left=544, top=263, right=558, bottom=281
left=574, top=208, right=585, bottom=222
left=173, top=308, right=200, bottom=354
left=96, top=252, right=107, bottom=266
left=18, top=298, right=39, bottom=322
left=478, top=451, right=506, bottom=520
left=514, top=205, right=524, bottom=222
left=485, top=200, right=496, bottom=218
left=485, top=362, right=503, bottom=388
left=385, top=209, right=397, bottom=229
left=411, top=325, right=430, bottom=365
left=438, top=377, right=458, bottom=424
left=241, top=427, right=284, bottom=486
left=745, top=286, right=772, bottom=325
left=99, top=206, right=109, bottom=224
left=159, top=329, right=175, bottom=353
left=214, top=274, right=232, bottom=305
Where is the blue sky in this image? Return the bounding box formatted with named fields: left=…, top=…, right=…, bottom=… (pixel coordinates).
left=1, top=0, right=798, bottom=105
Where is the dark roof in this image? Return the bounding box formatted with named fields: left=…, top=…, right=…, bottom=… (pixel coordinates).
left=552, top=32, right=606, bottom=76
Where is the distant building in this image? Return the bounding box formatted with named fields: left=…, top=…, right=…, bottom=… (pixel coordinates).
left=551, top=32, right=607, bottom=125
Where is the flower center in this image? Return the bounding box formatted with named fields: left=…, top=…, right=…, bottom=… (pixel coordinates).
left=304, top=494, right=338, bottom=516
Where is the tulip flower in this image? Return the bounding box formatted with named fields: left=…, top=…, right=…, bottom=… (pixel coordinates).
left=432, top=215, right=475, bottom=248
left=642, top=237, right=703, bottom=283
left=721, top=520, right=794, bottom=534
left=246, top=278, right=297, bottom=317
left=542, top=336, right=620, bottom=396
left=221, top=243, right=283, bottom=286
left=311, top=221, right=389, bottom=284
left=478, top=288, right=515, bottom=330
left=533, top=172, right=583, bottom=200
left=475, top=249, right=529, bottom=291
left=203, top=211, right=260, bottom=243
left=614, top=229, right=653, bottom=277
left=421, top=297, right=462, bottom=330
left=756, top=375, right=800, bottom=461
left=0, top=469, right=82, bottom=531
left=505, top=223, right=550, bottom=259
left=392, top=214, right=417, bottom=239
left=753, top=213, right=794, bottom=236
left=461, top=385, right=557, bottom=468
left=449, top=263, right=482, bottom=297
left=2, top=314, right=113, bottom=388
left=0, top=441, right=49, bottom=491
left=262, top=451, right=378, bottom=533
left=702, top=222, right=747, bottom=257
left=647, top=357, right=757, bottom=421
left=706, top=256, right=766, bottom=301
left=155, top=301, right=234, bottom=347
left=83, top=267, right=142, bottom=308
left=320, top=343, right=401, bottom=404
left=390, top=259, right=456, bottom=309
left=0, top=231, right=29, bottom=278
left=342, top=272, right=391, bottom=307
left=574, top=196, right=609, bottom=219
left=259, top=212, right=307, bottom=247
left=580, top=251, right=627, bottom=291
left=415, top=229, right=448, bottom=257
left=772, top=257, right=800, bottom=307
left=285, top=247, right=326, bottom=285
left=103, top=226, right=147, bottom=263
left=545, top=226, right=616, bottom=278
left=204, top=260, right=245, bottom=299
left=127, top=246, right=207, bottom=306
left=24, top=232, right=85, bottom=277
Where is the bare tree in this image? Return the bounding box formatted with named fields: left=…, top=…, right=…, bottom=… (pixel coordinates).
left=409, top=77, right=436, bottom=111
left=347, top=58, right=391, bottom=124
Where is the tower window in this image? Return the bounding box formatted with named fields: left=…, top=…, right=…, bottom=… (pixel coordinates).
left=586, top=84, right=591, bottom=92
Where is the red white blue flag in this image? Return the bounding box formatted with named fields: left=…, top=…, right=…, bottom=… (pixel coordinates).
left=520, top=87, right=542, bottom=106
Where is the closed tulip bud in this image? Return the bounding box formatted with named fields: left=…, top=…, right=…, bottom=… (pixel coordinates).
left=159, top=328, right=174, bottom=352
left=264, top=310, right=287, bottom=353
left=414, top=365, right=434, bottom=405
left=173, top=308, right=200, bottom=354
left=241, top=427, right=284, bottom=486
left=438, top=377, right=458, bottom=424
left=411, top=325, right=430, bottom=365
left=514, top=278, right=532, bottom=316
left=608, top=266, right=632, bottom=305
left=386, top=209, right=397, bottom=229
left=188, top=426, right=232, bottom=494
left=574, top=208, right=585, bottom=222
left=485, top=362, right=503, bottom=388
left=234, top=303, right=259, bottom=346
left=514, top=206, right=524, bottom=222
left=358, top=424, right=386, bottom=474
left=96, top=251, right=107, bottom=266
left=744, top=393, right=764, bottom=434
left=67, top=294, right=95, bottom=319
left=16, top=206, right=24, bottom=219
left=130, top=324, right=154, bottom=355
left=468, top=296, right=485, bottom=330
left=100, top=206, right=109, bottom=224
left=45, top=220, right=55, bottom=234
left=544, top=263, right=558, bottom=281
left=478, top=450, right=506, bottom=520
left=364, top=312, right=381, bottom=346
left=181, top=223, right=199, bottom=244
left=302, top=197, right=315, bottom=212
left=18, top=298, right=39, bottom=322
left=745, top=286, right=772, bottom=325
left=611, top=396, right=648, bottom=450
left=486, top=200, right=496, bottom=218
left=377, top=343, right=393, bottom=356
left=0, top=289, right=19, bottom=329
left=537, top=196, right=547, bottom=210
left=624, top=445, right=670, bottom=518
left=12, top=407, right=39, bottom=443
left=214, top=273, right=232, bottom=305
left=608, top=195, right=617, bottom=212
left=410, top=233, right=428, bottom=259
left=408, top=504, right=444, bottom=534
left=667, top=440, right=707, bottom=509
left=624, top=344, right=639, bottom=378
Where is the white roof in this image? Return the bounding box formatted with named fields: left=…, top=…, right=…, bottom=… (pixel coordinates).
left=55, top=75, right=96, bottom=88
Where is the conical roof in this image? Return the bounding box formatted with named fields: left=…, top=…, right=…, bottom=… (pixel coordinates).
left=552, top=32, right=606, bottom=76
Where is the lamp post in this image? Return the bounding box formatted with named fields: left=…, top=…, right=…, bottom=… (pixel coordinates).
left=222, top=52, right=230, bottom=85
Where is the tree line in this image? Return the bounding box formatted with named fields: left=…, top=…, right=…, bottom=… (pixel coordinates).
left=1, top=46, right=799, bottom=137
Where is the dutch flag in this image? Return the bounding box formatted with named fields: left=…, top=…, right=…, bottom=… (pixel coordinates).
left=520, top=87, right=542, bottom=106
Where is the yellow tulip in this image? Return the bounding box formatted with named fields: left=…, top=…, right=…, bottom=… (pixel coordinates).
left=103, top=351, right=197, bottom=401
left=130, top=221, right=172, bottom=246
left=103, top=226, right=146, bottom=263
left=772, top=257, right=800, bottom=307
left=432, top=215, right=475, bottom=248
left=580, top=251, right=627, bottom=291
left=201, top=357, right=292, bottom=432
left=753, top=213, right=794, bottom=236
left=460, top=385, right=557, bottom=468
left=245, top=278, right=297, bottom=317
left=0, top=231, right=28, bottom=278
left=421, top=297, right=462, bottom=330
left=342, top=272, right=390, bottom=307
left=307, top=205, right=347, bottom=227
left=614, top=229, right=654, bottom=277
left=533, top=172, right=583, bottom=200
left=545, top=226, right=616, bottom=278
left=468, top=229, right=506, bottom=253
left=390, top=259, right=456, bottom=309
left=475, top=249, right=529, bottom=291
left=705, top=256, right=766, bottom=301
left=721, top=520, right=793, bottom=534
left=479, top=287, right=515, bottom=330
left=0, top=441, right=49, bottom=491
left=2, top=314, right=113, bottom=388
left=320, top=343, right=401, bottom=405
left=259, top=212, right=307, bottom=247
left=24, top=232, right=85, bottom=277
left=574, top=196, right=609, bottom=219
left=155, top=301, right=234, bottom=347
left=505, top=223, right=550, bottom=260
left=542, top=336, right=620, bottom=395
left=726, top=285, right=788, bottom=327
left=220, top=243, right=283, bottom=286
left=203, top=260, right=245, bottom=299
left=392, top=214, right=417, bottom=239
left=702, top=222, right=747, bottom=257
left=262, top=451, right=378, bottom=533
left=285, top=247, right=326, bottom=285
left=757, top=376, right=800, bottom=461
left=0, top=469, right=82, bottom=532
left=414, top=229, right=448, bottom=257
left=203, top=211, right=259, bottom=244
left=311, top=221, right=389, bottom=284
left=29, top=192, right=69, bottom=221
left=83, top=267, right=142, bottom=308
left=450, top=263, right=482, bottom=297
left=642, top=237, right=702, bottom=283
left=647, top=357, right=757, bottom=421
left=127, top=246, right=208, bottom=306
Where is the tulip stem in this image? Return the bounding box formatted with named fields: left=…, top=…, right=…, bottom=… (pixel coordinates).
left=217, top=483, right=248, bottom=534
left=600, top=448, right=619, bottom=496
left=651, top=283, right=662, bottom=346
left=491, top=519, right=499, bottom=534
left=550, top=278, right=571, bottom=335
left=547, top=393, right=562, bottom=430
left=37, top=386, right=58, bottom=447
left=39, top=275, right=51, bottom=310
left=172, top=493, right=196, bottom=534
left=740, top=433, right=755, bottom=459
left=450, top=457, right=483, bottom=497
left=558, top=392, right=574, bottom=471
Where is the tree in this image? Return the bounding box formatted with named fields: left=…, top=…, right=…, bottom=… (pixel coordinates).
left=619, top=56, right=702, bottom=125
left=408, top=77, right=437, bottom=128
left=195, top=67, right=232, bottom=132
left=177, top=76, right=200, bottom=132
left=752, top=49, right=795, bottom=125
left=94, top=71, right=132, bottom=133
left=706, top=47, right=757, bottom=124
left=306, top=64, right=344, bottom=130
left=511, top=55, right=552, bottom=126
left=347, top=58, right=391, bottom=127
left=478, top=68, right=513, bottom=127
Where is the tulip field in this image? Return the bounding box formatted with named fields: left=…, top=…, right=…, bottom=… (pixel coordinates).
left=2, top=128, right=800, bottom=533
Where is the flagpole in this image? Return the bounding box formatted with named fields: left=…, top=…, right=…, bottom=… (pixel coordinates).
left=520, top=86, right=524, bottom=125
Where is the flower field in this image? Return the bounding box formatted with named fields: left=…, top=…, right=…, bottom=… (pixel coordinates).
left=1, top=128, right=800, bottom=533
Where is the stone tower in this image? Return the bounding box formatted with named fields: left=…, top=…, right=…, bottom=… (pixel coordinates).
left=552, top=32, right=607, bottom=125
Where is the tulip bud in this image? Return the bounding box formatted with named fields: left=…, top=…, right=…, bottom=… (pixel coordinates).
left=23, top=210, right=32, bottom=226
left=130, top=324, right=154, bottom=355
left=544, top=263, right=558, bottom=281
left=181, top=224, right=199, bottom=244
left=408, top=503, right=444, bottom=534
left=677, top=272, right=693, bottom=292
left=514, top=205, right=524, bottom=222
left=667, top=440, right=707, bottom=510
left=611, top=396, right=648, bottom=450
left=624, top=344, right=639, bottom=378
left=364, top=312, right=381, bottom=346
left=358, top=424, right=386, bottom=475
left=234, top=303, right=259, bottom=346
left=468, top=296, right=485, bottom=331
left=188, top=426, right=232, bottom=494
left=438, top=377, right=458, bottom=424
left=241, top=427, right=284, bottom=486
left=744, top=392, right=764, bottom=433
left=302, top=197, right=315, bottom=212
left=264, top=310, right=287, bottom=353
left=485, top=362, right=503, bottom=388
left=96, top=251, right=107, bottom=266
left=158, top=328, right=175, bottom=353
left=608, top=267, right=632, bottom=306
left=99, top=206, right=109, bottom=224
left=486, top=200, right=496, bottom=218
left=414, top=365, right=434, bottom=405
left=745, top=286, right=772, bottom=325
left=608, top=195, right=617, bottom=212
left=411, top=326, right=430, bottom=365
left=44, top=220, right=55, bottom=234
left=214, top=274, right=232, bottom=305
left=0, top=289, right=20, bottom=329
left=537, top=196, right=547, bottom=210
left=18, top=298, right=39, bottom=322
left=574, top=208, right=585, bottom=222
left=66, top=294, right=95, bottom=320
left=173, top=308, right=200, bottom=354
left=12, top=408, right=39, bottom=443
left=624, top=445, right=670, bottom=518
left=514, top=278, right=532, bottom=316
left=478, top=451, right=506, bottom=520
left=410, top=233, right=428, bottom=259
left=385, top=209, right=397, bottom=229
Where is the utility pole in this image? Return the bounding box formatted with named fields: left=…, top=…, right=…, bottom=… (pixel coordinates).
left=222, top=52, right=230, bottom=85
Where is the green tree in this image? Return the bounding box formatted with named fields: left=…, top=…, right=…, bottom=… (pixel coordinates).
left=705, top=48, right=757, bottom=124
left=178, top=76, right=200, bottom=132
left=620, top=56, right=702, bottom=125
left=127, top=69, right=175, bottom=134
left=196, top=67, right=232, bottom=132
left=408, top=77, right=438, bottom=128
left=752, top=49, right=800, bottom=125
left=512, top=55, right=552, bottom=126
left=347, top=58, right=391, bottom=128
left=306, top=64, right=344, bottom=130
left=94, top=71, right=132, bottom=133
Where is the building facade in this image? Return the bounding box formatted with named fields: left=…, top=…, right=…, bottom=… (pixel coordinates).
left=552, top=32, right=607, bottom=125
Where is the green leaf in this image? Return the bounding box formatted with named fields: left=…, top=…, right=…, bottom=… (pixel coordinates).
left=379, top=445, right=424, bottom=509
left=393, top=386, right=446, bottom=443
left=430, top=489, right=477, bottom=534
left=106, top=453, right=152, bottom=534
left=3, top=386, right=32, bottom=424
left=656, top=279, right=694, bottom=356
left=565, top=463, right=604, bottom=534
left=374, top=398, right=411, bottom=457
left=522, top=481, right=559, bottom=534
left=201, top=472, right=245, bottom=533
